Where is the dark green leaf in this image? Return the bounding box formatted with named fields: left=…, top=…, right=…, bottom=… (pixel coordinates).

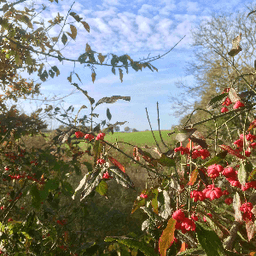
left=62, top=181, right=74, bottom=196
left=69, top=12, right=82, bottom=22
left=104, top=236, right=158, bottom=256
left=106, top=108, right=112, bottom=121
left=61, top=33, right=68, bottom=45
left=196, top=222, right=226, bottom=256
left=203, top=151, right=227, bottom=167
left=207, top=93, right=228, bottom=109
left=157, top=154, right=175, bottom=167
left=95, top=95, right=131, bottom=107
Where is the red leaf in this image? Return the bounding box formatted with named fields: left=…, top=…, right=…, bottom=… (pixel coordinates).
left=159, top=218, right=176, bottom=256
left=108, top=156, right=125, bottom=173
left=219, top=145, right=246, bottom=159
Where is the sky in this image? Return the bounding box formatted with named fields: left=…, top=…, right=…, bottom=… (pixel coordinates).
left=3, top=0, right=256, bottom=131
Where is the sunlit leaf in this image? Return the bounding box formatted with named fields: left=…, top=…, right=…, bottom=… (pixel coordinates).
left=246, top=220, right=256, bottom=241
left=233, top=192, right=243, bottom=222
left=175, top=128, right=196, bottom=142
left=108, top=156, right=125, bottom=173
left=229, top=88, right=241, bottom=103
left=158, top=218, right=176, bottom=256
left=228, top=33, right=242, bottom=57
left=109, top=166, right=134, bottom=189
left=187, top=169, right=198, bottom=186
left=95, top=180, right=108, bottom=196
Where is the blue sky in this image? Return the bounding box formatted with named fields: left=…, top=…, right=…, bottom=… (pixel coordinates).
left=6, top=0, right=256, bottom=131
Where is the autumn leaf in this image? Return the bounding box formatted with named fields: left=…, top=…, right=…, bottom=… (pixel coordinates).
left=98, top=53, right=106, bottom=64
left=158, top=218, right=176, bottom=256
left=108, top=156, right=125, bottom=173
left=91, top=72, right=96, bottom=83
left=187, top=169, right=198, bottom=186
left=219, top=145, right=245, bottom=159
left=86, top=43, right=91, bottom=53
left=81, top=21, right=90, bottom=32
left=119, top=68, right=123, bottom=82
left=67, top=25, right=77, bottom=40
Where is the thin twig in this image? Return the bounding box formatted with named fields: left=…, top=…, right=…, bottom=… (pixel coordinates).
left=145, top=107, right=162, bottom=153
left=157, top=102, right=169, bottom=149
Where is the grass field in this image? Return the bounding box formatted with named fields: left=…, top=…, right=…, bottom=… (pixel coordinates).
left=74, top=130, right=176, bottom=151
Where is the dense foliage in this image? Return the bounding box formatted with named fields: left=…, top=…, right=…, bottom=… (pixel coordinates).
left=1, top=0, right=256, bottom=255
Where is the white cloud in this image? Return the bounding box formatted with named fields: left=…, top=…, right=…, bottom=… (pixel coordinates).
left=136, top=15, right=153, bottom=34
left=138, top=4, right=157, bottom=15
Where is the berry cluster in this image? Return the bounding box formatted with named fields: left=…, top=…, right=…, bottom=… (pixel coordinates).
left=172, top=209, right=196, bottom=233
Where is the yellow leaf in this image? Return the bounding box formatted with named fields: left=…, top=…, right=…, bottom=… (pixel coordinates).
left=52, top=37, right=58, bottom=42
left=91, top=72, right=96, bottom=83
left=86, top=43, right=91, bottom=53
left=81, top=21, right=90, bottom=32
left=119, top=68, right=123, bottom=83
left=98, top=53, right=106, bottom=64
left=159, top=218, right=176, bottom=256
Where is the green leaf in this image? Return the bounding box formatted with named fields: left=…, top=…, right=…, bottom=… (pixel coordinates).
left=203, top=151, right=227, bottom=167
left=62, top=181, right=74, bottom=196
left=95, top=95, right=131, bottom=107
left=104, top=236, right=158, bottom=256
left=30, top=185, right=41, bottom=209
left=157, top=154, right=175, bottom=167
left=61, top=33, right=68, bottom=45
left=52, top=66, right=60, bottom=76
left=131, top=198, right=146, bottom=214
left=95, top=180, right=108, bottom=196
left=248, top=167, right=256, bottom=181
left=159, top=218, right=176, bottom=256
left=196, top=222, right=226, bottom=256
left=106, top=108, right=112, bottom=121
left=177, top=247, right=205, bottom=255
left=151, top=188, right=158, bottom=214
left=238, top=162, right=247, bottom=186
left=207, top=93, right=228, bottom=109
